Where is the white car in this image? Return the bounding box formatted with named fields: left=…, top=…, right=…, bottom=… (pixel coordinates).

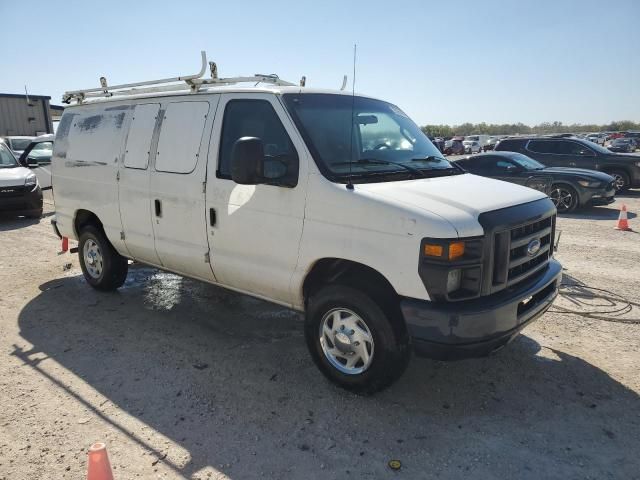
left=585, top=133, right=605, bottom=145
left=463, top=140, right=482, bottom=153
left=51, top=56, right=561, bottom=393
left=2, top=136, right=35, bottom=157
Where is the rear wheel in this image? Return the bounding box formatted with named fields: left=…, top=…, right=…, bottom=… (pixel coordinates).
left=78, top=225, right=128, bottom=290
left=607, top=170, right=630, bottom=192
left=550, top=184, right=579, bottom=213
left=305, top=285, right=410, bottom=394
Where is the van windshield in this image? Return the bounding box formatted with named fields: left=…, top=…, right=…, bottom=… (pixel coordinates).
left=282, top=93, right=459, bottom=182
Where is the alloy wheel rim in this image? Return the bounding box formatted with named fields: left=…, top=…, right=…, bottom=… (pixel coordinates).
left=612, top=174, right=625, bottom=191
left=550, top=188, right=573, bottom=211
left=319, top=308, right=375, bottom=375
left=83, top=239, right=103, bottom=279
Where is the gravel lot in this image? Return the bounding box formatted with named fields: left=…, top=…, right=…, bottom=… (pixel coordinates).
left=1, top=192, right=639, bottom=480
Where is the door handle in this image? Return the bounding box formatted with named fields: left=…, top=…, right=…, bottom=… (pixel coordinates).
left=155, top=199, right=162, bottom=217
left=209, top=208, right=216, bottom=226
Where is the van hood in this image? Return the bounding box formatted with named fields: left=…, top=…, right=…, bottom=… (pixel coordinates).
left=0, top=166, right=32, bottom=187
left=357, top=173, right=547, bottom=237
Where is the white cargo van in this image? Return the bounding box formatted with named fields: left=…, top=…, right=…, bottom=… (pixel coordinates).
left=51, top=55, right=561, bottom=393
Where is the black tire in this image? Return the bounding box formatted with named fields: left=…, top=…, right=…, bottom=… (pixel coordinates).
left=78, top=225, right=128, bottom=291
left=550, top=184, right=579, bottom=213
left=305, top=285, right=410, bottom=394
left=25, top=209, right=42, bottom=219
left=607, top=170, right=630, bottom=192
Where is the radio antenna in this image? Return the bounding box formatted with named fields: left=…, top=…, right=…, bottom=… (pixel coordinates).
left=346, top=44, right=357, bottom=191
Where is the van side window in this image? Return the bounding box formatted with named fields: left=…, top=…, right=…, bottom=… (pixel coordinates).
left=155, top=101, right=209, bottom=174
left=218, top=100, right=299, bottom=186
left=124, top=104, right=160, bottom=169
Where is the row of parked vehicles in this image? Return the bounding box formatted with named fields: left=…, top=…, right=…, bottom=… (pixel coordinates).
left=451, top=135, right=640, bottom=212
left=428, top=132, right=639, bottom=212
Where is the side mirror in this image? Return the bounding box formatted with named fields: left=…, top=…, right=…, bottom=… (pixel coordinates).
left=231, top=137, right=265, bottom=185
left=27, top=157, right=39, bottom=168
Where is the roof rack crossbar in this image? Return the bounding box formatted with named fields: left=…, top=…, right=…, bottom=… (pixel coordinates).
left=62, top=52, right=298, bottom=104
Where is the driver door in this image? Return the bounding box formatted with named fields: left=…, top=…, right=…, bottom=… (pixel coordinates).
left=205, top=93, right=309, bottom=305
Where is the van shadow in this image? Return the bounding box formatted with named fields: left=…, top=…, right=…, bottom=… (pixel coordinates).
left=14, top=266, right=640, bottom=479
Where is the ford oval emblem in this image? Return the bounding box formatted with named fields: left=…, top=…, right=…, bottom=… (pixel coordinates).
left=527, top=239, right=541, bottom=256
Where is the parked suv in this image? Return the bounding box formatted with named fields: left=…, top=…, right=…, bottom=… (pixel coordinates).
left=495, top=136, right=640, bottom=191
left=51, top=70, right=561, bottom=393
left=0, top=141, right=43, bottom=218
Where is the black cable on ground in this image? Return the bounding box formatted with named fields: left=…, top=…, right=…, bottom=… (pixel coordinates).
left=549, top=282, right=640, bottom=324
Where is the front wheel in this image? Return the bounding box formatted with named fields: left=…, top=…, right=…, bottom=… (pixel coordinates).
left=78, top=225, right=128, bottom=291
left=550, top=184, right=579, bottom=213
left=305, top=285, right=410, bottom=394
left=608, top=170, right=630, bottom=192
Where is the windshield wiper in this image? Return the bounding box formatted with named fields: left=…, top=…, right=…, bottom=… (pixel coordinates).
left=410, top=155, right=448, bottom=163
left=412, top=155, right=466, bottom=174
left=333, top=158, right=426, bottom=178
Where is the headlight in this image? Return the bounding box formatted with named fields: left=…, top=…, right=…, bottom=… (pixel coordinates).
left=419, top=238, right=483, bottom=301
left=25, top=174, right=38, bottom=190
left=446, top=269, right=462, bottom=293
left=577, top=179, right=601, bottom=188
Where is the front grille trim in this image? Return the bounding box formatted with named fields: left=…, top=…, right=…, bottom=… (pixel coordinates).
left=477, top=198, right=557, bottom=297
left=493, top=215, right=554, bottom=291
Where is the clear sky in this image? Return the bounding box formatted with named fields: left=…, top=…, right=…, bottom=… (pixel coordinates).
left=1, top=0, right=638, bottom=126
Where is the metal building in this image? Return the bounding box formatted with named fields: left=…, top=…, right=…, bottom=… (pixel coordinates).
left=0, top=93, right=53, bottom=136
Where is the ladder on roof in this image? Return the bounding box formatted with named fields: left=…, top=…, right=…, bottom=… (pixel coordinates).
left=62, top=51, right=305, bottom=104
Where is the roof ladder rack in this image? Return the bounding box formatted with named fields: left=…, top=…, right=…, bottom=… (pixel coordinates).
left=62, top=51, right=302, bottom=104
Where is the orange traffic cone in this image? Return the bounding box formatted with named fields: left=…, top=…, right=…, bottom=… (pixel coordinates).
left=86, top=442, right=114, bottom=480
left=615, top=204, right=632, bottom=231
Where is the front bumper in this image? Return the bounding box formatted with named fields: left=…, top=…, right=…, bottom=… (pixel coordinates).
left=0, top=185, right=43, bottom=215
left=586, top=186, right=616, bottom=206
left=401, top=258, right=562, bottom=360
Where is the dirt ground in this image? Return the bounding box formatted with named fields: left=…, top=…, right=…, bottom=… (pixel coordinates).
left=1, top=192, right=639, bottom=480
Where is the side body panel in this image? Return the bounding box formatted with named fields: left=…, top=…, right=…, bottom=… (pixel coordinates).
left=51, top=104, right=130, bottom=252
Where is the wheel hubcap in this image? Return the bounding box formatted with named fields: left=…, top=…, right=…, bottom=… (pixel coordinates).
left=83, top=239, right=103, bottom=279
left=319, top=308, right=375, bottom=375
left=550, top=188, right=573, bottom=211
left=612, top=174, right=625, bottom=191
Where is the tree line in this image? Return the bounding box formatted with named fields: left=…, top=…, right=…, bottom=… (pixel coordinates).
left=421, top=120, right=640, bottom=138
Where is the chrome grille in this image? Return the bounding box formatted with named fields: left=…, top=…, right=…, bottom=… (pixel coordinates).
left=0, top=185, right=26, bottom=198
left=492, top=214, right=555, bottom=291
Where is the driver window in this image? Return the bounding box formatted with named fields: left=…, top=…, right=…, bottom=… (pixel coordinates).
left=562, top=141, right=595, bottom=156
left=492, top=159, right=517, bottom=174
left=218, top=99, right=299, bottom=184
